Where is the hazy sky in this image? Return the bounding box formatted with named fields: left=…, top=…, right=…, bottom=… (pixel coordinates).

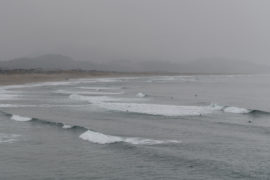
left=0, top=0, right=270, bottom=64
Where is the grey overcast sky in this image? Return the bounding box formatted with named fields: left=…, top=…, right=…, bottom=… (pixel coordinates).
left=0, top=0, right=270, bottom=64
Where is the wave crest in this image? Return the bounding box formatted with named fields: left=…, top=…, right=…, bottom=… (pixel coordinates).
left=0, top=111, right=179, bottom=146
left=11, top=115, right=32, bottom=122
left=136, top=92, right=147, bottom=98
left=209, top=103, right=251, bottom=114
left=79, top=130, right=180, bottom=145
left=69, top=94, right=255, bottom=116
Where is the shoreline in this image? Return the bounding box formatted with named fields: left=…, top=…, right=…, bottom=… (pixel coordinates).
left=0, top=70, right=254, bottom=86
left=0, top=71, right=123, bottom=86
left=0, top=71, right=181, bottom=86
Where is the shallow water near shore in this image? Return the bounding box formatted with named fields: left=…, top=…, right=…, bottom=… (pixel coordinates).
left=1, top=74, right=270, bottom=179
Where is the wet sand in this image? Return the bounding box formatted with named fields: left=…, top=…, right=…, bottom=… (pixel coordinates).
left=0, top=71, right=182, bottom=86
left=0, top=71, right=125, bottom=86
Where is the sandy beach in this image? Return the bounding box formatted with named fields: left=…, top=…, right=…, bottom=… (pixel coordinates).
left=0, top=71, right=141, bottom=86
left=0, top=70, right=188, bottom=86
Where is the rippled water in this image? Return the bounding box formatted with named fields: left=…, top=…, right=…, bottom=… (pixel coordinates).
left=1, top=75, right=270, bottom=179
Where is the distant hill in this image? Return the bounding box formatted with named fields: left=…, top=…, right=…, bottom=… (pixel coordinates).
left=0, top=54, right=93, bottom=70
left=0, top=54, right=269, bottom=74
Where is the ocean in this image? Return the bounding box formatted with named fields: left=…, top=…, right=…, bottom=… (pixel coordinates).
left=0, top=75, right=270, bottom=180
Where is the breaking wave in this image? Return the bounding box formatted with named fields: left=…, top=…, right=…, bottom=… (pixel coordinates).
left=69, top=94, right=144, bottom=103
left=96, top=102, right=213, bottom=116
left=11, top=115, right=32, bottom=122
left=69, top=94, right=269, bottom=116
left=209, top=103, right=252, bottom=114
left=0, top=111, right=179, bottom=146
left=209, top=103, right=270, bottom=116
left=136, top=92, right=147, bottom=98
left=80, top=130, right=180, bottom=145
left=78, top=86, right=122, bottom=90
left=0, top=104, right=35, bottom=108
left=55, top=89, right=124, bottom=95
left=95, top=78, right=122, bottom=83
left=0, top=89, right=20, bottom=100
left=146, top=76, right=177, bottom=82
left=62, top=124, right=75, bottom=129
left=69, top=94, right=211, bottom=116
left=0, top=104, right=85, bottom=108
left=0, top=111, right=87, bottom=131
left=0, top=133, right=20, bottom=143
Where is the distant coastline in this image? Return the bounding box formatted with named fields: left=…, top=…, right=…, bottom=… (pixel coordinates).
left=1, top=54, right=269, bottom=75
left=0, top=69, right=175, bottom=86
left=0, top=70, right=128, bottom=86
left=0, top=69, right=236, bottom=86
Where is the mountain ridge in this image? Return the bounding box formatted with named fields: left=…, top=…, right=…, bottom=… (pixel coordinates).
left=0, top=54, right=269, bottom=74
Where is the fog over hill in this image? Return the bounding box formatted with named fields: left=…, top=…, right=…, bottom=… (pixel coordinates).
left=0, top=55, right=95, bottom=71
left=1, top=1, right=270, bottom=72
left=0, top=54, right=269, bottom=74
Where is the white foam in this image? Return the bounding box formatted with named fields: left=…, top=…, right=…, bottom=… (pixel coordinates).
left=56, top=89, right=123, bottom=95
left=0, top=104, right=32, bottom=108
left=68, top=78, right=97, bottom=83
left=10, top=115, right=32, bottom=122
left=72, top=94, right=213, bottom=116
left=0, top=104, right=85, bottom=108
left=79, top=130, right=180, bottom=145
left=0, top=94, right=19, bottom=100
left=222, top=106, right=251, bottom=114
left=62, top=124, right=74, bottom=129
left=0, top=104, right=16, bottom=108
left=0, top=78, right=97, bottom=91
left=148, top=76, right=176, bottom=82
left=209, top=103, right=225, bottom=111
left=136, top=92, right=147, bottom=98
left=146, top=76, right=196, bottom=83
left=78, top=86, right=122, bottom=90
left=0, top=90, right=19, bottom=100
left=69, top=94, right=144, bottom=103
left=209, top=103, right=251, bottom=114
left=89, top=97, right=252, bottom=116
left=35, top=81, right=73, bottom=87
left=1, top=81, right=73, bottom=90
left=95, top=102, right=213, bottom=116
left=0, top=77, right=123, bottom=91
left=0, top=133, right=20, bottom=143
left=176, top=76, right=197, bottom=82
left=96, top=78, right=122, bottom=83
left=37, top=104, right=86, bottom=108
left=69, top=94, right=103, bottom=102
left=70, top=93, right=251, bottom=116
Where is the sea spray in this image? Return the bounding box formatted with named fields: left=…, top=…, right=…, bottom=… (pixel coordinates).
left=10, top=115, right=32, bottom=122
left=79, top=130, right=180, bottom=145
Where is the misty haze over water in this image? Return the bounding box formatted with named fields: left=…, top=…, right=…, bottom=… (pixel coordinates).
left=0, top=54, right=269, bottom=74
left=1, top=0, right=270, bottom=73
left=1, top=1, right=270, bottom=180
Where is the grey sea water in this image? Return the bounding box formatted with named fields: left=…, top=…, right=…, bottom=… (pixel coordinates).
left=1, top=75, right=270, bottom=180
